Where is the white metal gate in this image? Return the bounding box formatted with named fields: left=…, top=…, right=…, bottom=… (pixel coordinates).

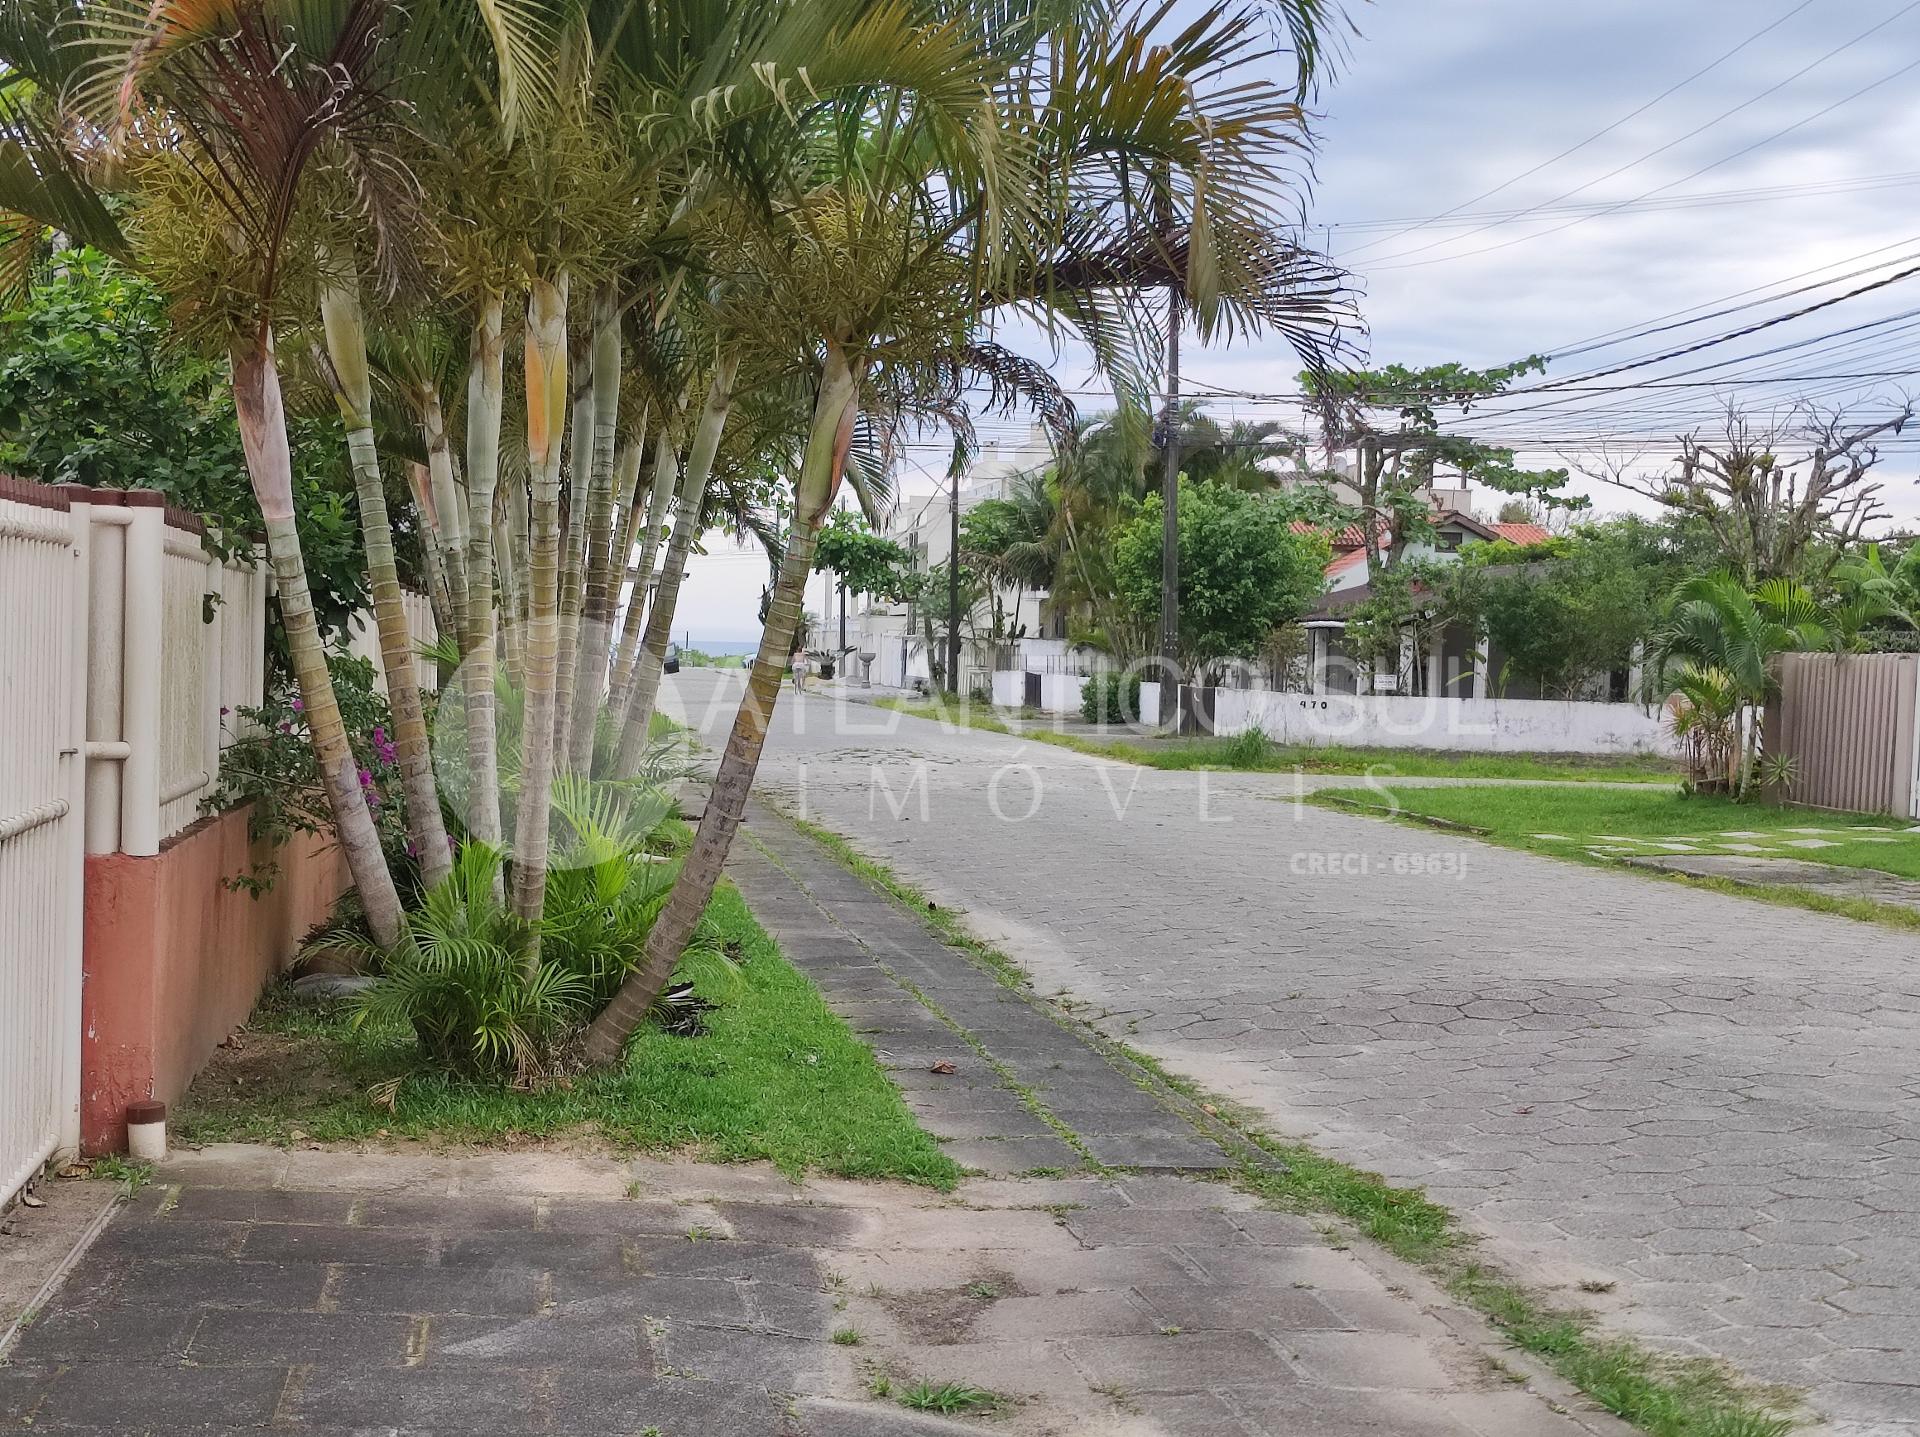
left=0, top=480, right=85, bottom=1205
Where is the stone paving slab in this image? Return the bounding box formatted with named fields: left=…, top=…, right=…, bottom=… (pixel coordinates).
left=730, top=808, right=1228, bottom=1176
left=1627, top=852, right=1920, bottom=910
left=664, top=669, right=1920, bottom=1435
left=0, top=1145, right=1625, bottom=1436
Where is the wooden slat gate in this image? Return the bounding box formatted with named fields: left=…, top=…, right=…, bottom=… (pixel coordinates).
left=0, top=481, right=86, bottom=1205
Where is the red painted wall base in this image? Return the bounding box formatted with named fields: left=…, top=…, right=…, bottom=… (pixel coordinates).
left=80, top=805, right=349, bottom=1154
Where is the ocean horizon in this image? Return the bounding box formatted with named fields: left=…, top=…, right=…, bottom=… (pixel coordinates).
left=680, top=638, right=759, bottom=657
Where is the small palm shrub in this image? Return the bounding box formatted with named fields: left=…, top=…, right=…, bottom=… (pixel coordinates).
left=542, top=776, right=732, bottom=1010
left=1081, top=672, right=1142, bottom=726
left=347, top=777, right=731, bottom=1081
left=347, top=844, right=587, bottom=1081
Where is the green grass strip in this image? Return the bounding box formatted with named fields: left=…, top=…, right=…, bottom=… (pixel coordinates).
left=176, top=883, right=959, bottom=1189
left=1311, top=783, right=1920, bottom=933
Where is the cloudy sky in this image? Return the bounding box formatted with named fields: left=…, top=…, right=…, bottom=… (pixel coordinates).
left=678, top=0, right=1920, bottom=642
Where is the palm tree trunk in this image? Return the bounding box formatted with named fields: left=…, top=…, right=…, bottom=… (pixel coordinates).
left=608, top=429, right=677, bottom=714
left=462, top=295, right=506, bottom=848
left=552, top=327, right=596, bottom=770
left=613, top=352, right=740, bottom=773
left=318, top=279, right=453, bottom=889
left=231, top=332, right=404, bottom=946
left=565, top=282, right=623, bottom=771
left=584, top=344, right=856, bottom=1063
left=423, top=388, right=469, bottom=646
left=509, top=272, right=569, bottom=934
left=403, top=460, right=455, bottom=637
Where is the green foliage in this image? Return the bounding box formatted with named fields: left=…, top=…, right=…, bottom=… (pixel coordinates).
left=1080, top=671, right=1143, bottom=725
left=0, top=249, right=376, bottom=643
left=897, top=1382, right=1000, bottom=1415
left=1111, top=480, right=1329, bottom=682
left=1468, top=519, right=1684, bottom=697
left=959, top=472, right=1057, bottom=597
left=176, top=886, right=959, bottom=1187
left=349, top=845, right=575, bottom=1080
left=541, top=776, right=732, bottom=1012
left=345, top=780, right=702, bottom=1081
left=1219, top=724, right=1275, bottom=768
left=812, top=508, right=912, bottom=601
left=1653, top=571, right=1826, bottom=799
left=205, top=654, right=415, bottom=897
left=1303, top=356, right=1576, bottom=505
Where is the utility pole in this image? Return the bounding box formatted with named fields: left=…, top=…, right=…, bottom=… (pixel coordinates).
left=946, top=436, right=963, bottom=696
left=1157, top=287, right=1182, bottom=729
left=838, top=576, right=848, bottom=662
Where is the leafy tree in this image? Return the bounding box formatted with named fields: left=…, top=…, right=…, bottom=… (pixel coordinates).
left=1300, top=357, right=1580, bottom=577
left=0, top=248, right=378, bottom=643
left=1465, top=520, right=1678, bottom=697
left=813, top=509, right=912, bottom=602
left=1112, top=480, right=1328, bottom=684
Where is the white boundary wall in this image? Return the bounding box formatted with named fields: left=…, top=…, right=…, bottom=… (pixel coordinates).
left=992, top=670, right=1160, bottom=720
left=993, top=668, right=1681, bottom=757
left=346, top=589, right=439, bottom=696
left=1, top=481, right=271, bottom=1204
left=1211, top=687, right=1682, bottom=757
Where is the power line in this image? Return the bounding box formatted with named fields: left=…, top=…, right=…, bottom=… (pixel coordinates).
left=1546, top=239, right=1920, bottom=361
left=1357, top=1, right=1920, bottom=271
left=1335, top=0, right=1822, bottom=261
left=1324, top=171, right=1920, bottom=235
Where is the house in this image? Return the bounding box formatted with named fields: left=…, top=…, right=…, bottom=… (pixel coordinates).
left=843, top=424, right=1053, bottom=691
left=1295, top=514, right=1632, bottom=701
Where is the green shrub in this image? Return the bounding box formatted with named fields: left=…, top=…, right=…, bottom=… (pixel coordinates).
left=343, top=776, right=726, bottom=1082
left=1220, top=724, right=1276, bottom=767
left=1080, top=672, right=1143, bottom=725
left=348, top=845, right=585, bottom=1080
left=541, top=777, right=730, bottom=1010
left=205, top=655, right=416, bottom=898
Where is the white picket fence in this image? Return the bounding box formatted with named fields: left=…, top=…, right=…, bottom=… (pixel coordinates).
left=1, top=483, right=269, bottom=1206
left=345, top=588, right=440, bottom=695
left=0, top=481, right=88, bottom=1206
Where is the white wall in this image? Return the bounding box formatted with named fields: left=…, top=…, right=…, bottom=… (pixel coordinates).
left=992, top=670, right=1160, bottom=722
left=1210, top=687, right=1682, bottom=757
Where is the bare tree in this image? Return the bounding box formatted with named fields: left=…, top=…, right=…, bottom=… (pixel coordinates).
left=1587, top=401, right=1912, bottom=584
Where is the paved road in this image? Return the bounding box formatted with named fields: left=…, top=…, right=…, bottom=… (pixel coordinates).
left=667, top=670, right=1920, bottom=1437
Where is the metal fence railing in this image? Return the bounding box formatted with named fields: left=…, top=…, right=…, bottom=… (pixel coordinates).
left=0, top=479, right=86, bottom=1206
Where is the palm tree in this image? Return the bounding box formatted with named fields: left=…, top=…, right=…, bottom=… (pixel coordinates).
left=583, top=0, right=1355, bottom=1063
left=46, top=0, right=419, bottom=942
left=315, top=267, right=454, bottom=886
left=1652, top=571, right=1826, bottom=799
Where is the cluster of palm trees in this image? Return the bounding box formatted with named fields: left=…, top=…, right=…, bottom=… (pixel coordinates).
left=1653, top=550, right=1920, bottom=800
left=0, top=0, right=1351, bottom=1063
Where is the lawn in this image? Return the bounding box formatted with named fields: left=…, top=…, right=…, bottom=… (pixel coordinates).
left=1313, top=781, right=1920, bottom=928
left=872, top=696, right=1679, bottom=783
left=175, top=883, right=959, bottom=1189
left=1316, top=782, right=1920, bottom=875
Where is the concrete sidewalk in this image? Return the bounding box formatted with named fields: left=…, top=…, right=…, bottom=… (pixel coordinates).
left=2, top=1145, right=1624, bottom=1436
left=663, top=666, right=1920, bottom=1435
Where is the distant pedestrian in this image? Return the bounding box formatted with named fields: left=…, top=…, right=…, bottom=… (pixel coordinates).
left=791, top=650, right=812, bottom=693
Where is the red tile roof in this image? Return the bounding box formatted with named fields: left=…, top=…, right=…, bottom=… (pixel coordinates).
left=1491, top=522, right=1551, bottom=545
left=1324, top=548, right=1369, bottom=577
left=1290, top=519, right=1376, bottom=551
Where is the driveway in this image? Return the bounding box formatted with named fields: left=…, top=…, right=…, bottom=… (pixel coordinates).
left=668, top=670, right=1920, bottom=1437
